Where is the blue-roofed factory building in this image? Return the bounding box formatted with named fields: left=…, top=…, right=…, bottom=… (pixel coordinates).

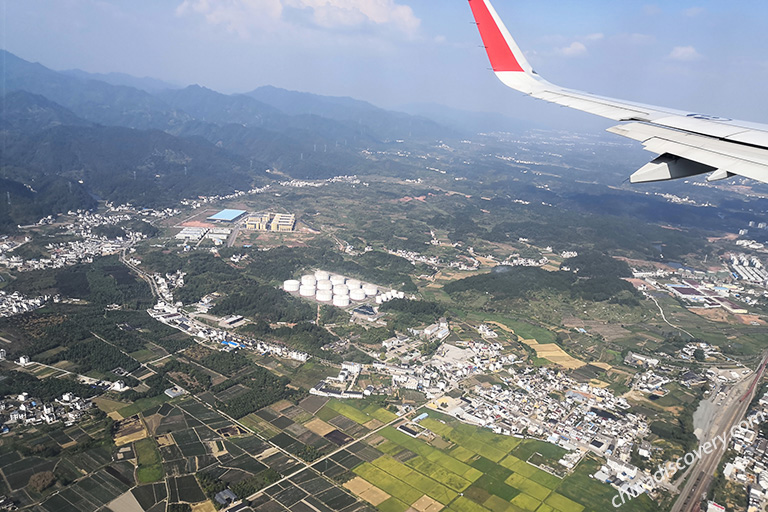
left=207, top=209, right=247, bottom=223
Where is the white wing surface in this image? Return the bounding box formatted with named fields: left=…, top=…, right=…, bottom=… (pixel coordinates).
left=468, top=0, right=768, bottom=184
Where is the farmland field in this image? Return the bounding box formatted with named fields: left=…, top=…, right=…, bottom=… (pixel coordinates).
left=348, top=410, right=659, bottom=512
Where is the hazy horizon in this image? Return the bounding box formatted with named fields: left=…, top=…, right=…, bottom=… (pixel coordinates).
left=3, top=0, right=768, bottom=130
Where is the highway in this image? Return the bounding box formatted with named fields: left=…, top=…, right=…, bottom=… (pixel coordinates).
left=671, top=353, right=768, bottom=512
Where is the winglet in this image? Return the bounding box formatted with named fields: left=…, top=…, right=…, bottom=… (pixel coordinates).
left=468, top=0, right=531, bottom=74
left=468, top=0, right=551, bottom=95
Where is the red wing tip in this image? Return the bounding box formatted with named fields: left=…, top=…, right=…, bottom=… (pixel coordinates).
left=469, top=0, right=525, bottom=73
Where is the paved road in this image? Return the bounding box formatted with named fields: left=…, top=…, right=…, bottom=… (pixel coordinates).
left=226, top=224, right=240, bottom=248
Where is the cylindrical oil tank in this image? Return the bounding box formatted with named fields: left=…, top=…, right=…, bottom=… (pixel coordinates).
left=314, top=270, right=330, bottom=281
left=316, top=280, right=332, bottom=291
left=396, top=291, right=405, bottom=299
left=316, top=290, right=333, bottom=302
left=333, top=285, right=349, bottom=295
left=363, top=284, right=378, bottom=296
left=284, top=280, right=300, bottom=292
left=350, top=289, right=366, bottom=301
left=330, top=275, right=346, bottom=286
left=333, top=295, right=350, bottom=307
left=301, top=275, right=316, bottom=286
left=375, top=296, right=383, bottom=304
left=299, top=285, right=315, bottom=297
left=346, top=279, right=362, bottom=290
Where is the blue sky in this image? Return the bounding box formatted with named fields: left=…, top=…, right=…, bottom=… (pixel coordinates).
left=3, top=0, right=768, bottom=128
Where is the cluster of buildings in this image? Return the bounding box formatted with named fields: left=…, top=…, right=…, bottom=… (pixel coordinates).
left=452, top=366, right=636, bottom=438
left=148, top=302, right=309, bottom=363
left=3, top=392, right=93, bottom=429
left=735, top=239, right=766, bottom=251
left=175, top=226, right=232, bottom=245
left=245, top=212, right=296, bottom=232
left=476, top=324, right=499, bottom=338
left=175, top=209, right=297, bottom=243
left=377, top=340, right=513, bottom=394
left=179, top=185, right=272, bottom=209
left=716, top=391, right=768, bottom=511
left=500, top=256, right=549, bottom=268
left=310, top=333, right=517, bottom=400
left=726, top=253, right=767, bottom=285
left=411, top=319, right=450, bottom=341
left=388, top=249, right=442, bottom=269
left=387, top=248, right=482, bottom=272
left=0, top=237, right=28, bottom=255
left=310, top=362, right=371, bottom=399
left=665, top=280, right=749, bottom=314
left=0, top=209, right=156, bottom=272
left=0, top=291, right=50, bottom=318
left=680, top=341, right=721, bottom=361
left=279, top=175, right=364, bottom=189
left=152, top=271, right=185, bottom=304
left=413, top=363, right=655, bottom=494
left=624, top=352, right=660, bottom=368
left=628, top=247, right=768, bottom=316
left=0, top=237, right=135, bottom=272
left=61, top=210, right=134, bottom=236
left=104, top=202, right=180, bottom=220
left=632, top=370, right=671, bottom=396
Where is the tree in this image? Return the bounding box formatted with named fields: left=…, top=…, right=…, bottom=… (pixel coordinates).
left=29, top=471, right=56, bottom=492
left=693, top=349, right=705, bottom=362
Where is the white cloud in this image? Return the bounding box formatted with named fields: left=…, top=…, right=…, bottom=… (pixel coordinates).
left=176, top=0, right=420, bottom=37
left=584, top=33, right=604, bottom=42
left=668, top=45, right=702, bottom=61
left=558, top=41, right=587, bottom=57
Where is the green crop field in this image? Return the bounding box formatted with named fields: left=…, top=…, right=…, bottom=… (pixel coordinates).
left=354, top=463, right=423, bottom=504
left=324, top=399, right=374, bottom=424
left=354, top=412, right=662, bottom=512
left=135, top=438, right=163, bottom=483
left=370, top=455, right=457, bottom=504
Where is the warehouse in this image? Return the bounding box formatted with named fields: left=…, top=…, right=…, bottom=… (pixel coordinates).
left=207, top=209, right=247, bottom=223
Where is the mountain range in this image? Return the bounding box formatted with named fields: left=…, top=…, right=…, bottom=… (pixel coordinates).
left=0, top=49, right=534, bottom=230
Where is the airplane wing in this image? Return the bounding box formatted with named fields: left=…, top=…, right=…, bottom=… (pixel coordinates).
left=468, top=0, right=768, bottom=184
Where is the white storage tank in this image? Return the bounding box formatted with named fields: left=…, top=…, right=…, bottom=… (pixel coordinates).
left=350, top=289, right=366, bottom=301
left=333, top=285, right=349, bottom=296
left=396, top=291, right=405, bottom=299
left=363, top=284, right=378, bottom=296
left=301, top=275, right=316, bottom=286
left=375, top=296, right=383, bottom=304
left=284, top=280, right=301, bottom=293
left=314, top=270, right=330, bottom=281
left=316, top=280, right=333, bottom=291
left=346, top=279, right=362, bottom=290
left=316, top=290, right=333, bottom=302
left=330, top=275, right=346, bottom=286
left=333, top=295, right=350, bottom=307
left=299, top=285, right=316, bottom=297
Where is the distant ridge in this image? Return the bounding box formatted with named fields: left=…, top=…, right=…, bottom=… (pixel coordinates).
left=61, top=68, right=181, bottom=93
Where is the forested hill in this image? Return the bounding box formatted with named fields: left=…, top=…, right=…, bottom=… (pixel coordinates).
left=0, top=50, right=459, bottom=229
